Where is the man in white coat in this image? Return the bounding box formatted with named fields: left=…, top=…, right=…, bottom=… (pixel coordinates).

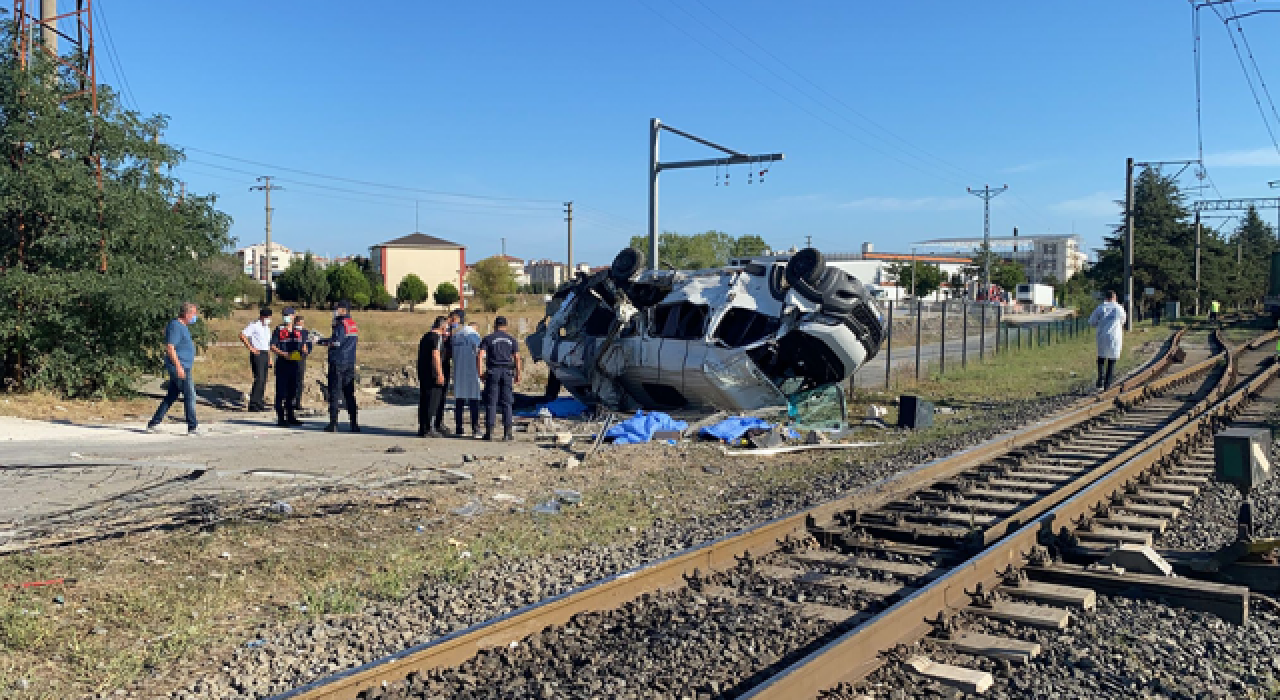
left=1088, top=290, right=1127, bottom=390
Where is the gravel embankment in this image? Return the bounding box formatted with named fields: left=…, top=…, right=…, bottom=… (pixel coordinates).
left=832, top=595, right=1280, bottom=699
left=1158, top=438, right=1280, bottom=551
left=165, top=392, right=1092, bottom=699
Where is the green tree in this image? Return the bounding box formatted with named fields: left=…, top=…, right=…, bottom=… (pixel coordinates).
left=1089, top=168, right=1195, bottom=309
left=469, top=256, right=517, bottom=311
left=730, top=233, right=770, bottom=258
left=886, top=261, right=946, bottom=299
left=991, top=259, right=1026, bottom=291
left=369, top=283, right=394, bottom=310
left=276, top=253, right=329, bottom=308
left=326, top=261, right=371, bottom=308
left=395, top=273, right=429, bottom=311
left=628, top=231, right=772, bottom=269
left=0, top=39, right=235, bottom=395
left=433, top=281, right=460, bottom=309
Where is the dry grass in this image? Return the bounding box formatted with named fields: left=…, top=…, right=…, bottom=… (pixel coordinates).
left=0, top=318, right=1178, bottom=697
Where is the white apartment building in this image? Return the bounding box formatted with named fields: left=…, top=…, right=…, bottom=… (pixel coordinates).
left=236, top=242, right=302, bottom=282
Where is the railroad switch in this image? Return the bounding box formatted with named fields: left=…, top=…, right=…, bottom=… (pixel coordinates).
left=1195, top=427, right=1280, bottom=573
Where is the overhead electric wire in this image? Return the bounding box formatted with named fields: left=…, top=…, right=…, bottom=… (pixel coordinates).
left=1208, top=3, right=1280, bottom=155
left=1226, top=6, right=1280, bottom=148
left=179, top=146, right=561, bottom=205
left=635, top=0, right=971, bottom=189
left=687, top=0, right=983, bottom=185
left=93, top=0, right=140, bottom=113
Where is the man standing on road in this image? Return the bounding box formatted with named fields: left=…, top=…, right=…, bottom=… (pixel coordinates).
left=293, top=315, right=313, bottom=411
left=449, top=314, right=483, bottom=437
left=270, top=307, right=307, bottom=427
left=318, top=300, right=360, bottom=433
left=147, top=302, right=201, bottom=435
left=239, top=308, right=273, bottom=412
left=1088, top=290, right=1127, bottom=391
left=478, top=316, right=522, bottom=441
left=418, top=316, right=448, bottom=437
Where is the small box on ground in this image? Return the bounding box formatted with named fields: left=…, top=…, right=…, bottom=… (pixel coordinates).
left=898, top=395, right=934, bottom=430
left=1214, top=427, right=1272, bottom=493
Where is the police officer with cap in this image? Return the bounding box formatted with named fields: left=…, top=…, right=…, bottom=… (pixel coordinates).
left=317, top=300, right=360, bottom=432
left=270, top=307, right=307, bottom=427
left=477, top=316, right=522, bottom=441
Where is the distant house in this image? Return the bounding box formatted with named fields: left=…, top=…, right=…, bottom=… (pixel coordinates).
left=369, top=233, right=466, bottom=308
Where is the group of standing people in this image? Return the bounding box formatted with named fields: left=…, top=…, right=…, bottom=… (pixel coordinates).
left=418, top=311, right=522, bottom=441
left=148, top=300, right=522, bottom=437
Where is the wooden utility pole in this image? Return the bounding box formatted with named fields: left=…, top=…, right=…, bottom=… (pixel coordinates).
left=1124, top=158, right=1135, bottom=328
left=250, top=176, right=283, bottom=303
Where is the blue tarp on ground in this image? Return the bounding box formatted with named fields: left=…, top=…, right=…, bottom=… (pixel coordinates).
left=605, top=410, right=689, bottom=444
left=699, top=416, right=772, bottom=443
left=514, top=397, right=590, bottom=418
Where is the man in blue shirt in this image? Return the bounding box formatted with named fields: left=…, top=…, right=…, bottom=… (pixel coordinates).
left=147, top=302, right=201, bottom=434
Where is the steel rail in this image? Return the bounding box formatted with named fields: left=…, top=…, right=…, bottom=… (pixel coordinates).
left=744, top=329, right=1276, bottom=699
left=277, top=326, right=1196, bottom=700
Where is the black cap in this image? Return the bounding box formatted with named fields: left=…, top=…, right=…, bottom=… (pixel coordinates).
left=282, top=306, right=296, bottom=316
left=259, top=308, right=273, bottom=318
left=336, top=299, right=351, bottom=311
left=494, top=315, right=508, bottom=327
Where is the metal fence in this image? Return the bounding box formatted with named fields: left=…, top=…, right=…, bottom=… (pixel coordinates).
left=863, top=300, right=1091, bottom=389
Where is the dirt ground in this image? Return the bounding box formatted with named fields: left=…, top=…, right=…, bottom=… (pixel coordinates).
left=0, top=321, right=1173, bottom=698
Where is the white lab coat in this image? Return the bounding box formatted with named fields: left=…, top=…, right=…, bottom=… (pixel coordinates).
left=1088, top=301, right=1127, bottom=360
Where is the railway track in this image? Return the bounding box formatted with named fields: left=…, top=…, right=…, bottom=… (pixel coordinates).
left=272, top=322, right=1280, bottom=700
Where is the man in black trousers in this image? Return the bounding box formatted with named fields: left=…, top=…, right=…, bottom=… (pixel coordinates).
left=418, top=316, right=448, bottom=437
left=239, top=307, right=273, bottom=412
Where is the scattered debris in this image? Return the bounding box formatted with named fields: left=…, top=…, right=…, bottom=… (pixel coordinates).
left=804, top=430, right=830, bottom=445
left=702, top=465, right=724, bottom=475
left=266, top=501, right=293, bottom=516
left=491, top=493, right=525, bottom=504
left=724, top=441, right=885, bottom=457
left=450, top=501, right=484, bottom=518
left=493, top=474, right=512, bottom=482
left=866, top=404, right=888, bottom=419
left=532, top=499, right=561, bottom=516
left=385, top=445, right=406, bottom=454
left=561, top=456, right=581, bottom=469
left=462, top=454, right=477, bottom=463
left=605, top=410, right=688, bottom=445
left=245, top=639, right=266, bottom=649
left=219, top=551, right=231, bottom=560
left=553, top=489, right=582, bottom=505
left=935, top=406, right=956, bottom=415
left=554, top=432, right=575, bottom=447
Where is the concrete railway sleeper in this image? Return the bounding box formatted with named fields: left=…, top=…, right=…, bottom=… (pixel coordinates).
left=269, top=323, right=1274, bottom=700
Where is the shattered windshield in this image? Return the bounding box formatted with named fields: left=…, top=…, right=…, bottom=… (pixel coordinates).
left=787, top=383, right=847, bottom=432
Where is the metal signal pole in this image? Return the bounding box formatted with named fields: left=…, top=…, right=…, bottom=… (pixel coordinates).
left=967, top=184, right=1008, bottom=296
left=250, top=176, right=283, bottom=303
left=648, top=118, right=784, bottom=270
left=1124, top=158, right=1135, bottom=327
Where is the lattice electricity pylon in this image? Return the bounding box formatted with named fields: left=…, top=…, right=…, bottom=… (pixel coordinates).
left=13, top=1, right=98, bottom=113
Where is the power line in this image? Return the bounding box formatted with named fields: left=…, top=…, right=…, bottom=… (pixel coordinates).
left=93, top=0, right=140, bottom=112
left=635, top=0, right=970, bottom=188
left=687, top=0, right=984, bottom=185
left=1208, top=2, right=1280, bottom=155
left=180, top=146, right=561, bottom=204
left=1227, top=7, right=1280, bottom=147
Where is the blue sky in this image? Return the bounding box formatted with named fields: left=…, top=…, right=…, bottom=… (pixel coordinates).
left=93, top=0, right=1280, bottom=266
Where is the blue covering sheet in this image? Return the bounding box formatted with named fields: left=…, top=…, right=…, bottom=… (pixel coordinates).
left=515, top=397, right=590, bottom=418
left=699, top=416, right=772, bottom=443
left=605, top=410, right=689, bottom=445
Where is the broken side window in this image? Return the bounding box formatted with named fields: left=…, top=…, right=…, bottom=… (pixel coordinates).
left=788, top=383, right=847, bottom=432
left=712, top=308, right=781, bottom=348
left=652, top=302, right=710, bottom=340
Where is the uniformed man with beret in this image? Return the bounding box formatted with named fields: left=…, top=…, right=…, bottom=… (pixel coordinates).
left=317, top=300, right=360, bottom=433
left=477, top=316, right=522, bottom=441
left=270, top=307, right=307, bottom=427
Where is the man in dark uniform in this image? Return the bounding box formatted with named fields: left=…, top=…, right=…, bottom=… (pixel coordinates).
left=269, top=307, right=306, bottom=427
left=477, top=316, right=522, bottom=441
left=418, top=316, right=448, bottom=437
left=318, top=300, right=360, bottom=433
left=293, top=315, right=313, bottom=411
